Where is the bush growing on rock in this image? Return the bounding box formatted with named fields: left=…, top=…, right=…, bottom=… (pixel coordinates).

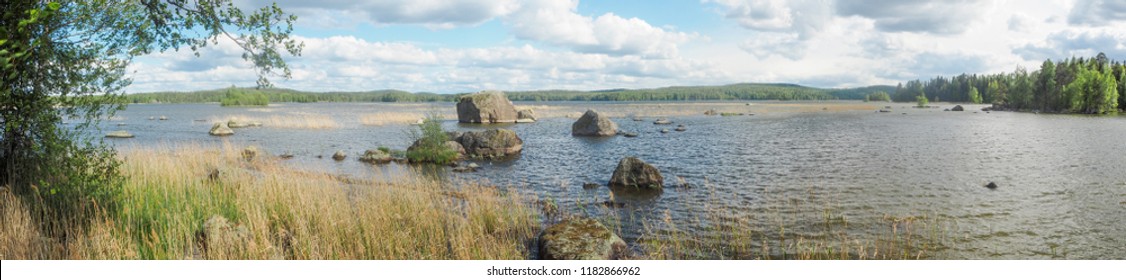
left=406, top=113, right=459, bottom=164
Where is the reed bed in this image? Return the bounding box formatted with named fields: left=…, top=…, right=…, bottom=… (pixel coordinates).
left=0, top=144, right=538, bottom=259
left=359, top=112, right=424, bottom=126
left=263, top=113, right=339, bottom=129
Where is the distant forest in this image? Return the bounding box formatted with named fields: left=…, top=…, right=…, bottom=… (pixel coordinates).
left=893, top=53, right=1123, bottom=114
left=126, top=83, right=896, bottom=104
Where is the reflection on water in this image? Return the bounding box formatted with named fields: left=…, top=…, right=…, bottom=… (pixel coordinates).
left=92, top=102, right=1126, bottom=259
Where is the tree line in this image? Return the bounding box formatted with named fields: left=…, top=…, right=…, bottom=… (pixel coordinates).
left=128, top=83, right=899, bottom=103
left=892, top=53, right=1123, bottom=114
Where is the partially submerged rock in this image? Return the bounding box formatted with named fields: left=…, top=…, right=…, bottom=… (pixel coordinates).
left=459, top=129, right=523, bottom=158
left=105, top=130, right=134, bottom=138
left=572, top=109, right=618, bottom=137
left=516, top=108, right=537, bottom=123
left=359, top=149, right=393, bottom=164
left=951, top=105, right=965, bottom=111
left=539, top=217, right=627, bottom=260
left=704, top=109, right=718, bottom=116
left=985, top=182, right=998, bottom=189
left=675, top=124, right=686, bottom=132
left=609, top=157, right=663, bottom=189
left=457, top=90, right=518, bottom=123
left=209, top=122, right=234, bottom=136
left=332, top=150, right=346, bottom=161
left=653, top=118, right=672, bottom=125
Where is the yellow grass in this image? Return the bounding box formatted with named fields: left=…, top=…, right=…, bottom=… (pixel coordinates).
left=359, top=112, right=423, bottom=126
left=214, top=114, right=340, bottom=129
left=0, top=144, right=538, bottom=259
left=263, top=113, right=339, bottom=129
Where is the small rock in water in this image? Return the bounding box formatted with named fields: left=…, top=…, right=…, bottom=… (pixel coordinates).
left=660, top=128, right=669, bottom=133
left=279, top=153, right=294, bottom=159
left=105, top=130, right=134, bottom=138
left=583, top=183, right=600, bottom=189
left=985, top=182, right=998, bottom=189
left=148, top=116, right=155, bottom=120
left=159, top=116, right=168, bottom=120
left=332, top=150, right=347, bottom=161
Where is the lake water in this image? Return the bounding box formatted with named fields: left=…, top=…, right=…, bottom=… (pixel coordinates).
left=88, top=102, right=1126, bottom=259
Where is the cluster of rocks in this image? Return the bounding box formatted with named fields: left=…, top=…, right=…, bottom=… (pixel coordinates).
left=209, top=118, right=262, bottom=136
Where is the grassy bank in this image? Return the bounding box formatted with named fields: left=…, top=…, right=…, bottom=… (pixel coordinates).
left=1, top=145, right=948, bottom=260
left=1, top=144, right=538, bottom=259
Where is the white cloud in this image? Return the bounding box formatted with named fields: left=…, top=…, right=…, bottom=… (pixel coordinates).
left=1014, top=30, right=1126, bottom=60
left=835, top=0, right=989, bottom=35
left=504, top=0, right=692, bottom=58
left=1068, top=0, right=1126, bottom=26
left=126, top=36, right=722, bottom=93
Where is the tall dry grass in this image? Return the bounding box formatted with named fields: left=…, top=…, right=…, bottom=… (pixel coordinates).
left=0, top=144, right=538, bottom=259
left=215, top=114, right=340, bottom=129
left=359, top=112, right=423, bottom=126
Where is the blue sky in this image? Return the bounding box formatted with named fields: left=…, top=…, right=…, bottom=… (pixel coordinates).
left=126, top=0, right=1126, bottom=94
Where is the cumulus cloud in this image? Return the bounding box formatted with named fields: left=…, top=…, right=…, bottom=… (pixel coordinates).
left=835, top=0, right=988, bottom=35
left=705, top=0, right=833, bottom=38
left=1008, top=13, right=1035, bottom=32
left=505, top=0, right=692, bottom=58
left=127, top=36, right=719, bottom=93
left=1013, top=30, right=1126, bottom=60
left=738, top=33, right=805, bottom=60
left=1068, top=0, right=1126, bottom=26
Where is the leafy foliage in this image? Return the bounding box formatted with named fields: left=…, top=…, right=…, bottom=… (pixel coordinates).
left=1, top=0, right=301, bottom=237
left=894, top=53, right=1122, bottom=113
left=220, top=86, right=269, bottom=106
left=405, top=113, right=458, bottom=165
left=916, top=94, right=929, bottom=108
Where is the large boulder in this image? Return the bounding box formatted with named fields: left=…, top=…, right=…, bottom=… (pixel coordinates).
left=609, top=157, right=663, bottom=189
left=571, top=109, right=618, bottom=137
left=209, top=122, right=234, bottom=136
left=539, top=217, right=627, bottom=260
left=459, top=129, right=523, bottom=158
left=457, top=90, right=518, bottom=123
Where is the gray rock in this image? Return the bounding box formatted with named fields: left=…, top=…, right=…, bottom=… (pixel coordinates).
left=571, top=109, right=618, bottom=137
left=653, top=118, right=672, bottom=125
left=105, top=130, right=134, bottom=138
left=986, top=182, right=998, bottom=189
left=359, top=149, right=393, bottom=164
left=458, top=129, right=523, bottom=158
left=951, top=105, right=965, bottom=111
left=332, top=150, right=346, bottom=161
left=539, top=217, right=627, bottom=260
left=609, top=157, right=663, bottom=189
left=159, top=115, right=168, bottom=120
left=208, top=122, right=234, bottom=136
left=675, top=125, right=686, bottom=132
left=517, top=108, right=537, bottom=122
left=660, top=128, right=669, bottom=133
left=457, top=90, right=518, bottom=123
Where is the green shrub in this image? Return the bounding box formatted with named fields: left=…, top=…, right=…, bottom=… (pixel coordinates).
left=405, top=113, right=458, bottom=164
